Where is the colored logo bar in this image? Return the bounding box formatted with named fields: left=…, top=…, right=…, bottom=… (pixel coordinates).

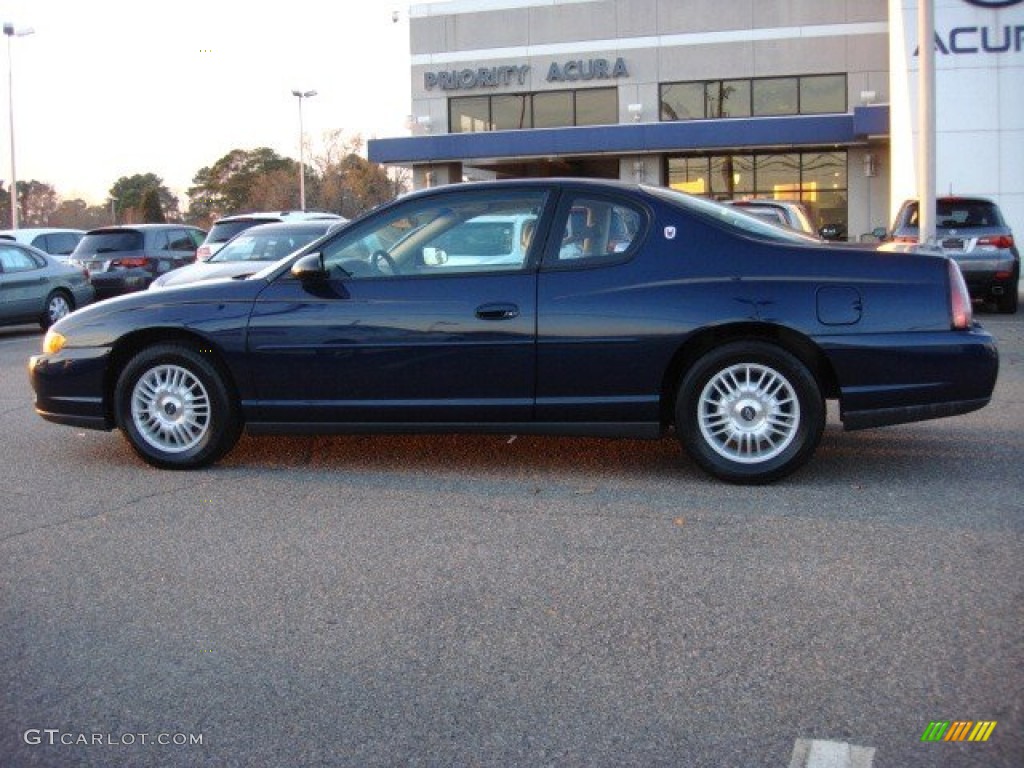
left=921, top=721, right=997, bottom=742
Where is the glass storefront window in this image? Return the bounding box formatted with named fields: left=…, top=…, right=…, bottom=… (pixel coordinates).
left=660, top=82, right=705, bottom=120
left=450, top=90, right=615, bottom=132
left=800, top=153, right=848, bottom=232
left=800, top=74, right=847, bottom=114
left=706, top=80, right=751, bottom=119
left=662, top=75, right=846, bottom=121
left=667, top=150, right=849, bottom=234
left=754, top=154, right=801, bottom=195
left=810, top=189, right=848, bottom=234
left=575, top=88, right=617, bottom=126
left=752, top=78, right=799, bottom=116
left=492, top=94, right=532, bottom=130
left=667, top=157, right=710, bottom=196
left=450, top=97, right=491, bottom=133
left=710, top=155, right=754, bottom=197
left=532, top=91, right=574, bottom=128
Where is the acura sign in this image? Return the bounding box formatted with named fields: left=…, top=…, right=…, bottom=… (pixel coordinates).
left=915, top=0, right=1024, bottom=56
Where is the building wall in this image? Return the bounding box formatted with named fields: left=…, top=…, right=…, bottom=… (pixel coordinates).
left=411, top=0, right=889, bottom=130
left=890, top=0, right=1024, bottom=233
left=406, top=0, right=892, bottom=238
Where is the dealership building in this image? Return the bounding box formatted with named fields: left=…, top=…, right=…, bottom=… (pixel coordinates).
left=368, top=0, right=1023, bottom=241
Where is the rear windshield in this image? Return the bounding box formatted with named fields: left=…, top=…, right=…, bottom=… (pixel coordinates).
left=646, top=186, right=820, bottom=244
left=205, top=219, right=276, bottom=245
left=907, top=200, right=1004, bottom=229
left=74, top=230, right=145, bottom=255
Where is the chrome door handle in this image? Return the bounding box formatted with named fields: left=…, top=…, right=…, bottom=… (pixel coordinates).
left=475, top=303, right=519, bottom=320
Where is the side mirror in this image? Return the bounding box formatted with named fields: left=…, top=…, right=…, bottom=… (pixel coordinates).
left=871, top=226, right=889, bottom=241
left=291, top=252, right=328, bottom=282
left=422, top=247, right=448, bottom=266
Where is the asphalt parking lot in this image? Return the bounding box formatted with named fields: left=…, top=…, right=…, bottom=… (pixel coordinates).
left=1, top=310, right=1021, bottom=767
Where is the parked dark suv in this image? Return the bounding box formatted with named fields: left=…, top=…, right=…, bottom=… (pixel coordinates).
left=889, top=196, right=1019, bottom=314
left=70, top=224, right=206, bottom=300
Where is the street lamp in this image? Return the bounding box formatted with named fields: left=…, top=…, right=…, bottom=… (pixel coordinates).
left=291, top=89, right=316, bottom=211
left=4, top=22, right=33, bottom=229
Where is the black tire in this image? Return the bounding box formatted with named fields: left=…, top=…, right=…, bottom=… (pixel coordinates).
left=40, top=290, right=73, bottom=330
left=996, top=285, right=1018, bottom=314
left=114, top=344, right=241, bottom=469
left=676, top=341, right=825, bottom=484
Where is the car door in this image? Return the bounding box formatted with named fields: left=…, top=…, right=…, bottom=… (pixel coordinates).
left=0, top=244, right=49, bottom=323
left=245, top=187, right=553, bottom=425
left=535, top=190, right=657, bottom=425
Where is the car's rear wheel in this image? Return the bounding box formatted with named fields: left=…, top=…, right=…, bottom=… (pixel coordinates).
left=676, top=341, right=824, bottom=484
left=114, top=344, right=241, bottom=469
left=996, top=276, right=1018, bottom=314
left=40, top=290, right=73, bottom=330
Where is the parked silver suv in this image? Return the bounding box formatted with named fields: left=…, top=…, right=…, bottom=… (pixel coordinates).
left=889, top=196, right=1019, bottom=314
left=723, top=199, right=818, bottom=237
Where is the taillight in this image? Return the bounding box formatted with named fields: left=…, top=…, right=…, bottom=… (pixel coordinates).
left=111, top=257, right=148, bottom=268
left=197, top=246, right=212, bottom=261
left=892, top=235, right=918, bottom=244
left=977, top=235, right=1013, bottom=249
left=948, top=259, right=972, bottom=330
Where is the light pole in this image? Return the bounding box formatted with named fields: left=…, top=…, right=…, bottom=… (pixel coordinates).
left=291, top=89, right=316, bottom=211
left=4, top=22, right=33, bottom=229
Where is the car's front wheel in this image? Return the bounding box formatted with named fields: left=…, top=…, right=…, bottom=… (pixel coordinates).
left=114, top=344, right=241, bottom=469
left=676, top=341, right=825, bottom=484
left=40, top=290, right=73, bottom=330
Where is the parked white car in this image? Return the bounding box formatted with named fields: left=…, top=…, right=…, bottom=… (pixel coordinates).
left=151, top=219, right=346, bottom=289
left=196, top=211, right=345, bottom=261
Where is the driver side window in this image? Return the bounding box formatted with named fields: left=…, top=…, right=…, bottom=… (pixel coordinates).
left=320, top=191, right=547, bottom=278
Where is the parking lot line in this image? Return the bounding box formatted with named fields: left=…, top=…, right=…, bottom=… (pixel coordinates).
left=789, top=738, right=876, bottom=768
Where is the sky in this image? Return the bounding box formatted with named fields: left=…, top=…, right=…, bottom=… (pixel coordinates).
left=1, top=0, right=414, bottom=208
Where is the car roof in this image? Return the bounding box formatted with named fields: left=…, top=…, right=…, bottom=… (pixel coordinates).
left=903, top=196, right=998, bottom=205
left=727, top=200, right=805, bottom=209
left=84, top=224, right=204, bottom=233
left=215, top=210, right=344, bottom=223
left=0, top=227, right=86, bottom=236
left=227, top=220, right=345, bottom=236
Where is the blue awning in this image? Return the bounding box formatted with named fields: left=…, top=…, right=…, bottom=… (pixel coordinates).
left=368, top=105, right=889, bottom=165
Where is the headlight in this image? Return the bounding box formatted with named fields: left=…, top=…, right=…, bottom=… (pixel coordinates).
left=43, top=330, right=67, bottom=355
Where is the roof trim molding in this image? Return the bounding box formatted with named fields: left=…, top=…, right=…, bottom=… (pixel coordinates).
left=368, top=105, right=890, bottom=165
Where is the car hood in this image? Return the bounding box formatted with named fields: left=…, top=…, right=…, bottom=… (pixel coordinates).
left=152, top=261, right=268, bottom=289
left=49, top=275, right=268, bottom=339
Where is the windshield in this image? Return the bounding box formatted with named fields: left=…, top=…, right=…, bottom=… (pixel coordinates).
left=211, top=230, right=325, bottom=263
left=646, top=186, right=821, bottom=244
left=74, top=230, right=144, bottom=255
left=205, top=220, right=275, bottom=245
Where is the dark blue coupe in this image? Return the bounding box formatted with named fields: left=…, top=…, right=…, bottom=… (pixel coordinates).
left=29, top=180, right=999, bottom=483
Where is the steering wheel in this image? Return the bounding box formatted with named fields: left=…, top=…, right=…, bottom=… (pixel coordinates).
left=370, top=250, right=399, bottom=275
